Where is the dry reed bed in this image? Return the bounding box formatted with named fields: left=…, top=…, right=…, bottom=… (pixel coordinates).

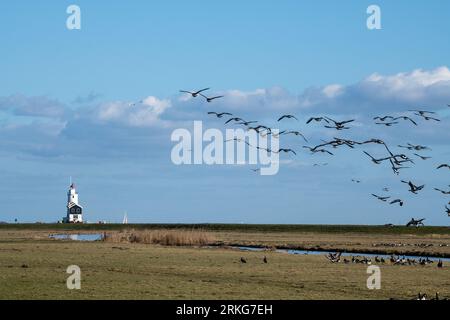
left=104, top=229, right=216, bottom=246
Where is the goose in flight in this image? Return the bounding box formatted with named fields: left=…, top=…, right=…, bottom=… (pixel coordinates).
left=303, top=146, right=334, bottom=155
left=406, top=218, right=425, bottom=227
left=373, top=116, right=395, bottom=122
left=306, top=117, right=329, bottom=124
left=415, top=113, right=440, bottom=121
left=248, top=125, right=271, bottom=134
left=363, top=151, right=383, bottom=165
left=434, top=188, right=450, bottom=195
left=278, top=114, right=298, bottom=122
left=275, top=148, right=297, bottom=156
left=446, top=205, right=450, bottom=216
left=180, top=88, right=210, bottom=97
left=375, top=122, right=399, bottom=127
left=437, top=164, right=450, bottom=170
left=237, top=120, right=258, bottom=126
left=207, top=112, right=232, bottom=118
left=324, top=117, right=355, bottom=130
left=268, top=130, right=286, bottom=138
left=372, top=194, right=390, bottom=202
left=401, top=180, right=425, bottom=194
left=224, top=138, right=253, bottom=147
left=393, top=116, right=418, bottom=126
left=257, top=146, right=273, bottom=153
left=390, top=199, right=404, bottom=207
left=283, top=131, right=308, bottom=143
left=200, top=94, right=224, bottom=103
left=225, top=117, right=244, bottom=125
left=414, top=154, right=432, bottom=160
left=409, top=110, right=436, bottom=116
left=313, top=163, right=328, bottom=167
left=398, top=143, right=430, bottom=151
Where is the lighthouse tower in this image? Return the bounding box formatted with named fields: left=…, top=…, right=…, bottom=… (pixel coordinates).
left=64, top=183, right=83, bottom=223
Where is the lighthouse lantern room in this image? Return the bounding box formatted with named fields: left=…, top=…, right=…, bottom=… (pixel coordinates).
left=63, top=183, right=83, bottom=223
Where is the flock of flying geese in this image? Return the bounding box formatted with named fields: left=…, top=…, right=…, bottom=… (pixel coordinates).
left=177, top=88, right=450, bottom=220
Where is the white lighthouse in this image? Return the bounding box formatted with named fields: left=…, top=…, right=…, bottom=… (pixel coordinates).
left=63, top=183, right=83, bottom=223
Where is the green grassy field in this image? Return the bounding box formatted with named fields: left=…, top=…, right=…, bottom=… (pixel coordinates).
left=0, top=225, right=449, bottom=300
left=2, top=223, right=449, bottom=234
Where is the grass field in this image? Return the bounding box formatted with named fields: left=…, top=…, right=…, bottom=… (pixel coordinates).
left=0, top=225, right=449, bottom=300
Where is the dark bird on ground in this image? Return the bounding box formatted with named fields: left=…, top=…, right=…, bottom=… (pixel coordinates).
left=306, top=117, right=329, bottom=124
left=207, top=112, right=232, bottom=118
left=416, top=292, right=428, bottom=300
left=437, top=260, right=443, bottom=268
left=325, top=252, right=341, bottom=263
left=180, top=88, right=210, bottom=97
left=437, top=164, right=450, bottom=170
left=240, top=257, right=247, bottom=264
left=414, top=154, right=432, bottom=160
left=390, top=199, right=404, bottom=207
left=372, top=194, right=390, bottom=202
left=401, top=180, right=425, bottom=194
left=263, top=256, right=268, bottom=264
left=434, top=188, right=450, bottom=195
left=275, top=148, right=297, bottom=156
left=394, top=116, right=418, bottom=126
left=278, top=114, right=298, bottom=122
left=200, top=94, right=224, bottom=103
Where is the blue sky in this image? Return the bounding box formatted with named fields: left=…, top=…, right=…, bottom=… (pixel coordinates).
left=0, top=1, right=449, bottom=225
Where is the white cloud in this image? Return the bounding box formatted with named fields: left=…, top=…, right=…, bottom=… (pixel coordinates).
left=2, top=66, right=449, bottom=159
left=95, top=96, right=172, bottom=127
